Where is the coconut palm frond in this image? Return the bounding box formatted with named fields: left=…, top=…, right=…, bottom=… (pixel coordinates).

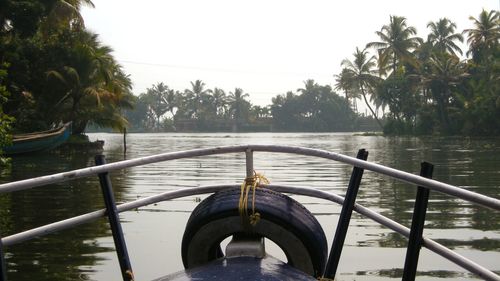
left=46, top=70, right=67, bottom=84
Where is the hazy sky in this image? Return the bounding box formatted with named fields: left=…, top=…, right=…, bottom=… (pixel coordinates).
left=81, top=0, right=499, bottom=106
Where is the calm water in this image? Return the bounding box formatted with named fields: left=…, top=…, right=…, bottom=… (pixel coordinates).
left=0, top=133, right=499, bottom=281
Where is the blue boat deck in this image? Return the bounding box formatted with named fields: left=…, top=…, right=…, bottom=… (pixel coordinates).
left=153, top=257, right=316, bottom=281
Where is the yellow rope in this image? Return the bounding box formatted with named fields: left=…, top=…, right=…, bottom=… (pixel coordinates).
left=125, top=270, right=134, bottom=281
left=238, top=171, right=269, bottom=226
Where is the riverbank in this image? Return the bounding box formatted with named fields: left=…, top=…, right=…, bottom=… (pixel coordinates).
left=56, top=135, right=104, bottom=155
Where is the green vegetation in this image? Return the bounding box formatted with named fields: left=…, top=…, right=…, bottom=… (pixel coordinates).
left=126, top=80, right=267, bottom=132
left=124, top=79, right=359, bottom=132
left=0, top=0, right=133, bottom=137
left=338, top=11, right=499, bottom=135
left=0, top=2, right=498, bottom=144
left=271, top=80, right=356, bottom=131
left=0, top=63, right=14, bottom=166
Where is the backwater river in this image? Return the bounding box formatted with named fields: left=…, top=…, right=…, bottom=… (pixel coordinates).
left=0, top=133, right=499, bottom=280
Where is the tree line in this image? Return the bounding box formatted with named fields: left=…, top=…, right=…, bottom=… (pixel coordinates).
left=335, top=11, right=499, bottom=135
left=123, top=79, right=361, bottom=132
left=125, top=9, right=499, bottom=135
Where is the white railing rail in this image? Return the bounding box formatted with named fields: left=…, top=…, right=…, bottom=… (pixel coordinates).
left=1, top=145, right=499, bottom=210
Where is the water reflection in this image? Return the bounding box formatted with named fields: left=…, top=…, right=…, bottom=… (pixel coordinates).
left=0, top=133, right=498, bottom=280
left=0, top=149, right=130, bottom=281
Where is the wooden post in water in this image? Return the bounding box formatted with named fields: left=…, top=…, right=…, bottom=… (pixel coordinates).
left=123, top=128, right=127, bottom=155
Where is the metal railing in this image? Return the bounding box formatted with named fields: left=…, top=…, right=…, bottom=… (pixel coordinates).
left=0, top=145, right=499, bottom=281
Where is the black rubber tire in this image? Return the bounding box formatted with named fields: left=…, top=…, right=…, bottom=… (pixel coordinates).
left=181, top=187, right=327, bottom=278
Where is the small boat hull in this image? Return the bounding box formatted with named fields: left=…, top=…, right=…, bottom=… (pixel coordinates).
left=3, top=123, right=72, bottom=155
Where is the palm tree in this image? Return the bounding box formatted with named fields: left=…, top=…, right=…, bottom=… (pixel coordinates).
left=297, top=79, right=321, bottom=117
left=464, top=10, right=500, bottom=62
left=341, top=47, right=384, bottom=129
left=367, top=15, right=422, bottom=75
left=39, top=0, right=95, bottom=34
left=427, top=18, right=464, bottom=56
left=49, top=0, right=95, bottom=28
left=228, top=88, right=250, bottom=130
left=412, top=40, right=435, bottom=103
left=0, top=0, right=94, bottom=37
left=334, top=68, right=353, bottom=100
left=164, top=89, right=178, bottom=118
left=251, top=105, right=270, bottom=119
left=423, top=55, right=468, bottom=133
left=334, top=68, right=358, bottom=112
left=297, top=79, right=317, bottom=93
left=46, top=31, right=132, bottom=134
left=91, top=61, right=134, bottom=132
left=95, top=77, right=133, bottom=132
left=184, top=80, right=210, bottom=119
left=145, top=82, right=169, bottom=130
left=211, top=87, right=227, bottom=117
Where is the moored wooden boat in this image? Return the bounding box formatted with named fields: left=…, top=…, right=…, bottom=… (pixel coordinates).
left=2, top=122, right=71, bottom=155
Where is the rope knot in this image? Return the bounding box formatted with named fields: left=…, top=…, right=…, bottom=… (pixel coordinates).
left=238, top=171, right=269, bottom=226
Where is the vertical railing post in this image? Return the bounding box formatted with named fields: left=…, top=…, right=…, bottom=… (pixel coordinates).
left=402, top=161, right=434, bottom=281
left=245, top=148, right=254, bottom=178
left=0, top=234, right=7, bottom=281
left=95, top=155, right=134, bottom=281
left=323, top=149, right=369, bottom=279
